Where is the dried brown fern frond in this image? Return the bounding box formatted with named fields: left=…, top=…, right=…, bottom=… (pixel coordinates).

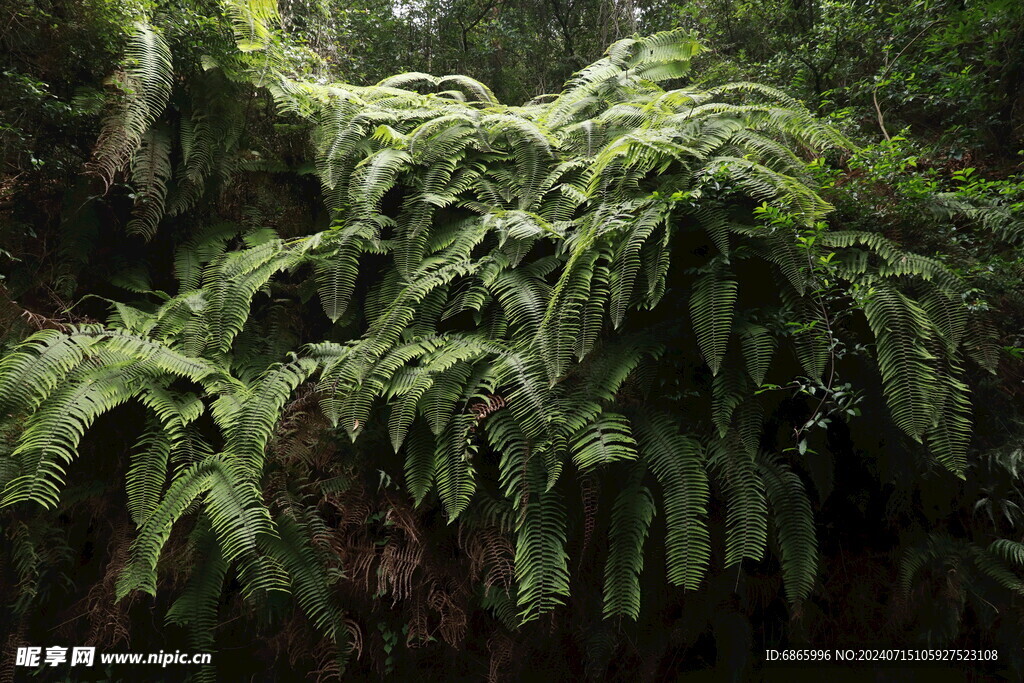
left=487, top=633, right=515, bottom=683
left=427, top=582, right=468, bottom=647
left=377, top=540, right=425, bottom=603
left=462, top=524, right=515, bottom=591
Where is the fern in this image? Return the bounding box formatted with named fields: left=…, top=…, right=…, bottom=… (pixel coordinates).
left=89, top=23, right=173, bottom=188
left=510, top=447, right=570, bottom=622
left=634, top=413, right=710, bottom=590
left=0, top=22, right=990, bottom=657
left=690, top=267, right=738, bottom=376
left=126, top=125, right=172, bottom=239
left=602, top=465, right=655, bottom=619
left=862, top=284, right=941, bottom=443
left=571, top=412, right=638, bottom=471
left=759, top=453, right=817, bottom=603
left=709, top=433, right=768, bottom=568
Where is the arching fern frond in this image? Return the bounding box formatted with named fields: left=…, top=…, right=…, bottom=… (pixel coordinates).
left=88, top=22, right=173, bottom=189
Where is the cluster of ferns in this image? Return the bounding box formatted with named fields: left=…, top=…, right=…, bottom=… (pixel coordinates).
left=3, top=2, right=1021, bottom=675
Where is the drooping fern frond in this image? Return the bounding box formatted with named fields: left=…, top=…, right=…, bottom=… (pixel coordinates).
left=571, top=412, right=638, bottom=471
left=88, top=22, right=173, bottom=189
left=708, top=433, right=768, bottom=569
left=690, top=267, right=738, bottom=376
left=126, top=125, right=172, bottom=240
left=862, top=284, right=941, bottom=444
left=758, top=453, right=817, bottom=604
left=602, top=465, right=655, bottom=620
left=633, top=413, right=710, bottom=590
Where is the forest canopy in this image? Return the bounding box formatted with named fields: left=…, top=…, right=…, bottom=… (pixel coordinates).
left=0, top=0, right=1022, bottom=680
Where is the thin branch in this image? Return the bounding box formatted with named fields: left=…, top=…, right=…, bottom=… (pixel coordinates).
left=873, top=18, right=943, bottom=141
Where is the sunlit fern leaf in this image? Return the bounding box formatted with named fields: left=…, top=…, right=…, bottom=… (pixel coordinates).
left=108, top=301, right=157, bottom=336
left=2, top=361, right=146, bottom=508
left=786, top=310, right=830, bottom=383
left=222, top=0, right=280, bottom=52
left=545, top=29, right=702, bottom=128
left=490, top=266, right=551, bottom=340
left=88, top=22, right=173, bottom=188
left=1, top=22, right=987, bottom=662
left=602, top=465, right=655, bottom=620
left=581, top=334, right=662, bottom=406
left=491, top=115, right=554, bottom=195
left=0, top=329, right=102, bottom=417
left=494, top=349, right=558, bottom=439
left=360, top=261, right=476, bottom=358
left=751, top=230, right=806, bottom=294
left=571, top=412, right=638, bottom=471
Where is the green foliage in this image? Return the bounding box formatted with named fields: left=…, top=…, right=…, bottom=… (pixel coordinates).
left=602, top=465, right=655, bottom=619
left=3, top=5, right=1022, bottom=678
left=89, top=22, right=174, bottom=189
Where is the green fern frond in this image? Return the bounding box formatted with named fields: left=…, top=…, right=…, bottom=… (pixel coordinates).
left=690, top=267, right=738, bottom=376
left=759, top=453, right=818, bottom=604
left=435, top=412, right=478, bottom=521
left=634, top=413, right=710, bottom=589
left=738, top=323, right=776, bottom=386
left=89, top=22, right=173, bottom=188
left=126, top=125, right=172, bottom=239
left=862, top=284, right=941, bottom=442
left=602, top=465, right=655, bottom=620
left=511, top=447, right=570, bottom=622
left=709, top=433, right=767, bottom=568
left=571, top=412, right=638, bottom=471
